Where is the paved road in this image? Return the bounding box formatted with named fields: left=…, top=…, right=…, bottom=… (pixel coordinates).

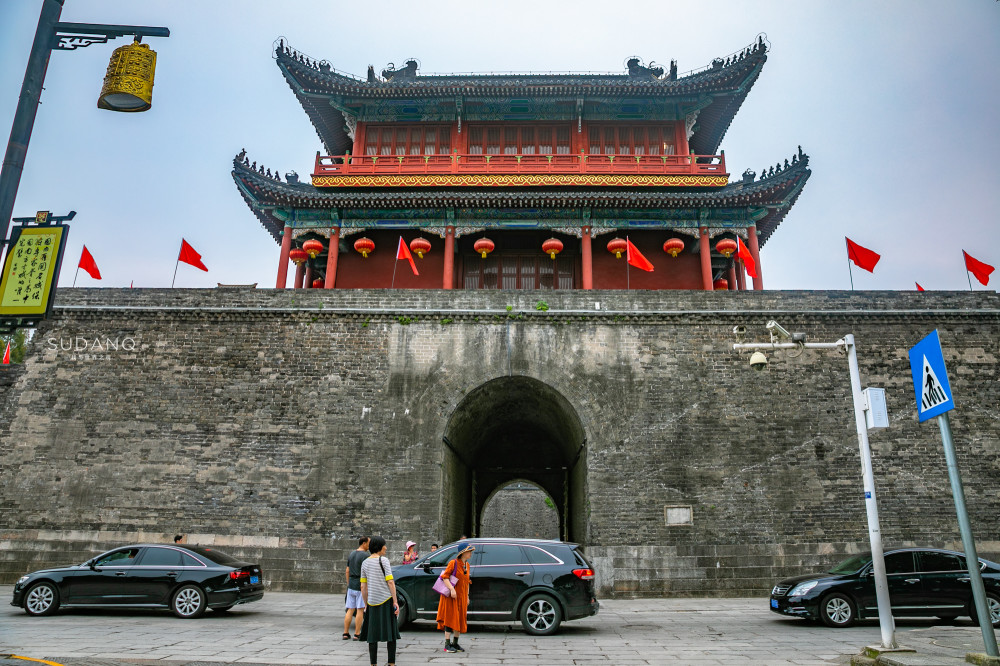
left=1, top=588, right=992, bottom=665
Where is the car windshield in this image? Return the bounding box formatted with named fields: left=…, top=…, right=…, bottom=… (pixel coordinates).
left=184, top=546, right=241, bottom=565
left=829, top=554, right=872, bottom=574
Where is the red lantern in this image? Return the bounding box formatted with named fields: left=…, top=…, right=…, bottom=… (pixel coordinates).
left=713, top=278, right=729, bottom=290
left=715, top=238, right=737, bottom=258
left=354, top=237, right=374, bottom=258
left=474, top=237, right=495, bottom=259
left=542, top=237, right=563, bottom=260
left=663, top=238, right=685, bottom=257
left=311, top=277, right=325, bottom=288
left=607, top=237, right=627, bottom=259
left=302, top=239, right=324, bottom=259
left=410, top=237, right=431, bottom=259
left=289, top=248, right=308, bottom=265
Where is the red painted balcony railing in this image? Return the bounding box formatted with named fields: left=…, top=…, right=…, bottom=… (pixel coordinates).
left=313, top=152, right=727, bottom=178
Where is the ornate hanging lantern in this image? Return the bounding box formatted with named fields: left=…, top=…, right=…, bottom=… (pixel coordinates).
left=715, top=238, right=738, bottom=258
left=713, top=278, right=729, bottom=290
left=289, top=248, right=308, bottom=265
left=607, top=237, right=627, bottom=259
left=474, top=237, right=495, bottom=259
left=97, top=39, right=158, bottom=112
left=410, top=237, right=432, bottom=259
left=311, top=277, right=325, bottom=288
left=354, top=237, right=375, bottom=258
left=302, top=239, right=324, bottom=259
left=541, top=237, right=563, bottom=260
left=663, top=238, right=685, bottom=257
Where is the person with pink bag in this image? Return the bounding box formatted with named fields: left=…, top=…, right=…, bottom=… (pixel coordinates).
left=435, top=542, right=474, bottom=653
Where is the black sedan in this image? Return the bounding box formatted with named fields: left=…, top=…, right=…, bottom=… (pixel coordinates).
left=392, top=538, right=599, bottom=635
left=770, top=547, right=1000, bottom=628
left=11, top=544, right=264, bottom=618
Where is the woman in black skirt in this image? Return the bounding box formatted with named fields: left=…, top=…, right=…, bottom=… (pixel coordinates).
left=359, top=535, right=401, bottom=666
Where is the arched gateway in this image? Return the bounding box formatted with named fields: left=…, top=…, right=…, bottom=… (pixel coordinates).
left=441, top=377, right=587, bottom=543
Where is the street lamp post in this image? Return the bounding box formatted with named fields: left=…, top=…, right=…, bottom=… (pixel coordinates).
left=734, top=330, right=898, bottom=650
left=0, top=0, right=169, bottom=258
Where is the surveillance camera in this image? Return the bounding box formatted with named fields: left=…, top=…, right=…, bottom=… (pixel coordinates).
left=733, top=325, right=746, bottom=338
left=765, top=320, right=791, bottom=340
left=749, top=351, right=768, bottom=371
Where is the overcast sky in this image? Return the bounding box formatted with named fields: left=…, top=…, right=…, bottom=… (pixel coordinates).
left=1, top=1, right=998, bottom=291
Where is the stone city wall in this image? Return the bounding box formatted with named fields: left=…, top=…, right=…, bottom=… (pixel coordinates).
left=0, top=288, right=998, bottom=597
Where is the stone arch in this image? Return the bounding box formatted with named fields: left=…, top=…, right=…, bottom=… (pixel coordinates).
left=441, top=376, right=587, bottom=543
left=480, top=479, right=560, bottom=539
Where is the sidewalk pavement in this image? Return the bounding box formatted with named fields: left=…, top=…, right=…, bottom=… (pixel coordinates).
left=1, top=587, right=996, bottom=665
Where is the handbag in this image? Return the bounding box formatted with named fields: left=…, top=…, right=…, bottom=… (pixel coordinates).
left=432, top=573, right=459, bottom=596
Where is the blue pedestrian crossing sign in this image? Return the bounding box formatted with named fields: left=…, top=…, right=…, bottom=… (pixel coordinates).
left=908, top=330, right=955, bottom=423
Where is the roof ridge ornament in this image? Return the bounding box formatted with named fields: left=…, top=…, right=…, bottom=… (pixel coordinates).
left=382, top=59, right=419, bottom=81
left=625, top=56, right=665, bottom=79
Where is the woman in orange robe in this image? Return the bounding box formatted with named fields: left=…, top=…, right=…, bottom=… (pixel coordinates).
left=436, top=542, right=474, bottom=653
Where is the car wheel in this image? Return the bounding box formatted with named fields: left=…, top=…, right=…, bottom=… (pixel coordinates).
left=396, top=593, right=412, bottom=629
left=970, top=592, right=1000, bottom=628
left=171, top=584, right=206, bottom=619
left=819, top=592, right=856, bottom=628
left=24, top=582, right=59, bottom=616
left=520, top=593, right=562, bottom=636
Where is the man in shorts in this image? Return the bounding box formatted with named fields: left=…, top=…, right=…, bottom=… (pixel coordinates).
left=344, top=536, right=369, bottom=639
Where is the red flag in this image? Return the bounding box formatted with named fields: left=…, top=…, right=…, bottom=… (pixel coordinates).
left=178, top=239, right=208, bottom=272
left=915, top=282, right=924, bottom=292
left=625, top=237, right=653, bottom=272
left=737, top=236, right=758, bottom=279
left=845, top=237, right=880, bottom=273
left=963, top=251, right=994, bottom=286
left=2, top=341, right=10, bottom=365
left=78, top=245, right=102, bottom=280
left=396, top=236, right=418, bottom=276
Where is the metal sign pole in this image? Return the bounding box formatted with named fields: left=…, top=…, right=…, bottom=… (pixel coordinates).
left=936, top=412, right=999, bottom=656
left=844, top=335, right=897, bottom=649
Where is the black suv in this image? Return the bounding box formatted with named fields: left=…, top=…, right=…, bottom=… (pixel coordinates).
left=392, top=538, right=599, bottom=635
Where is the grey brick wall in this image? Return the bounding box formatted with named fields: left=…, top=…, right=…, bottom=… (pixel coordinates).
left=0, top=288, right=997, bottom=598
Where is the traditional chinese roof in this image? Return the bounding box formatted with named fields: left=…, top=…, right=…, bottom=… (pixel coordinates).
left=276, top=38, right=768, bottom=157
left=232, top=148, right=809, bottom=246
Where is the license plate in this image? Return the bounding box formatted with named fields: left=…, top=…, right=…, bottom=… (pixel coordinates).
left=770, top=599, right=778, bottom=609
left=250, top=576, right=259, bottom=584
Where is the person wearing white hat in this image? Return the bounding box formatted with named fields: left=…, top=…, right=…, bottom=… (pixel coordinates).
left=402, top=541, right=419, bottom=564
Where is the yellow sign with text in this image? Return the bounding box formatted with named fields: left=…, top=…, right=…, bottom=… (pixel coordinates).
left=0, top=226, right=66, bottom=316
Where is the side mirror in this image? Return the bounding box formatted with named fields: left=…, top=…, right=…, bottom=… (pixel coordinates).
left=421, top=562, right=432, bottom=573
left=89, top=561, right=98, bottom=570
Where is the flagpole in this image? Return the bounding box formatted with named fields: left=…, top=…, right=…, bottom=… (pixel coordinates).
left=171, top=255, right=180, bottom=288
left=73, top=264, right=80, bottom=287
left=845, top=238, right=854, bottom=291
left=966, top=269, right=973, bottom=292
left=626, top=236, right=630, bottom=290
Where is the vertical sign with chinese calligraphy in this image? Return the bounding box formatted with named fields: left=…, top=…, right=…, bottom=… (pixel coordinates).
left=0, top=225, right=68, bottom=318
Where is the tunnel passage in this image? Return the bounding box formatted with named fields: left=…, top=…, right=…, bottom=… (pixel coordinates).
left=441, top=376, right=587, bottom=543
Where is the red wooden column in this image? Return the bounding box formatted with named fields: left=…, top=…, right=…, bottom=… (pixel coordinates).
left=443, top=226, right=455, bottom=289
left=747, top=225, right=764, bottom=290
left=699, top=227, right=713, bottom=290
left=727, top=265, right=737, bottom=290
left=581, top=226, right=593, bottom=290
left=324, top=227, right=340, bottom=289
left=293, top=262, right=305, bottom=289
left=276, top=225, right=293, bottom=288
left=736, top=260, right=747, bottom=290
left=304, top=265, right=313, bottom=288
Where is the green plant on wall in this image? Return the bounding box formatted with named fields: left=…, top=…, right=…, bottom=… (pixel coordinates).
left=1, top=329, right=28, bottom=364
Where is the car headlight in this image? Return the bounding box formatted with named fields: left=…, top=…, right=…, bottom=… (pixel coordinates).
left=789, top=580, right=818, bottom=597
left=16, top=575, right=30, bottom=586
